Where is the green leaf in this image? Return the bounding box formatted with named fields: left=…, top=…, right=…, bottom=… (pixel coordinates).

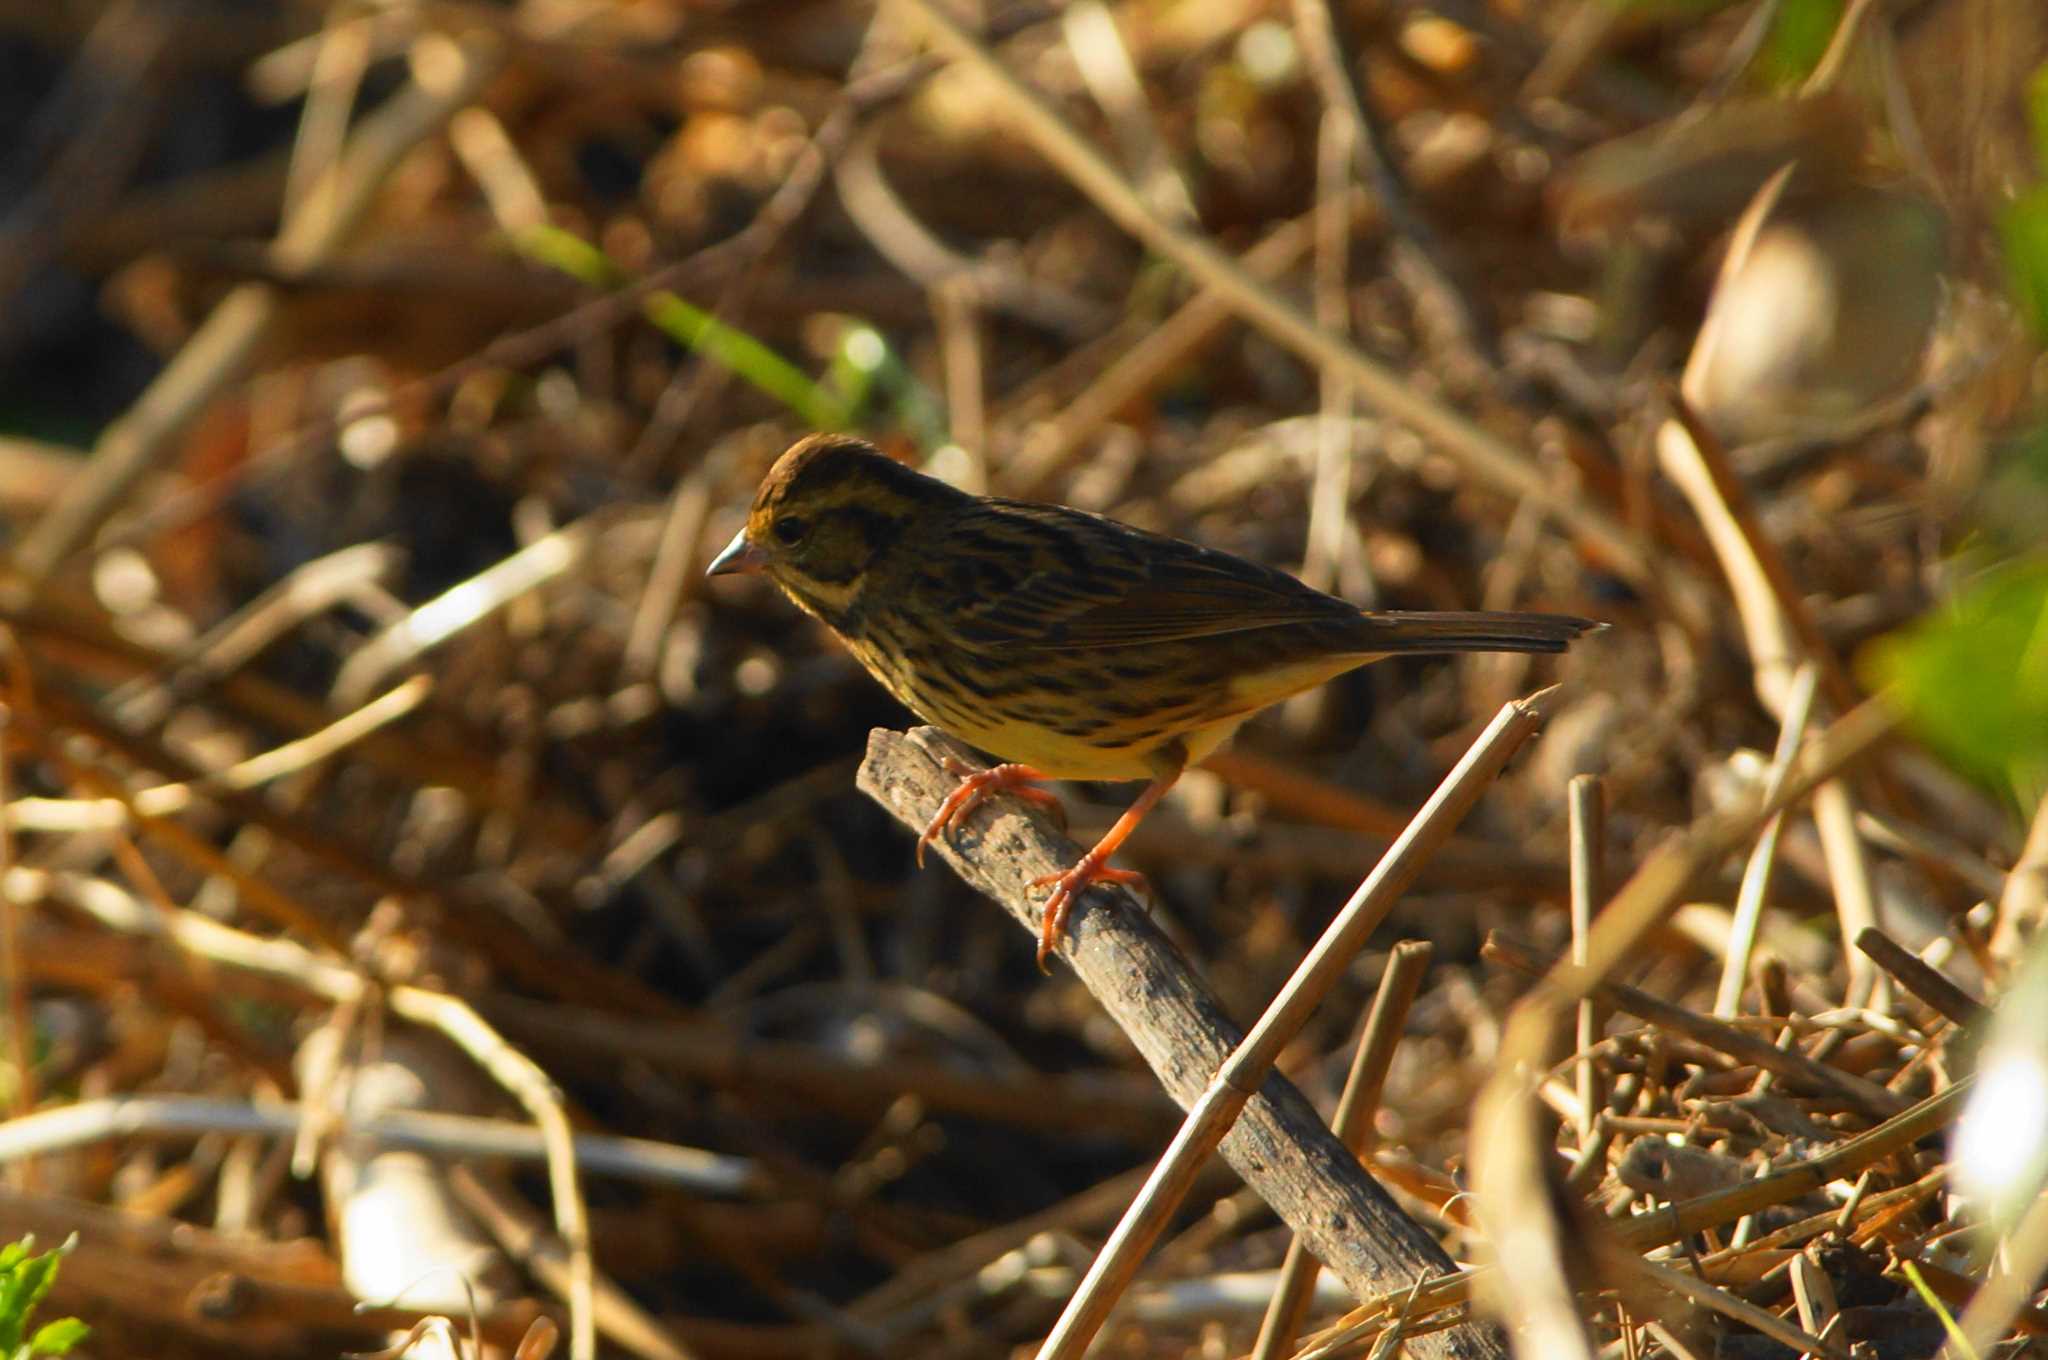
left=0, top=1238, right=82, bottom=1358
left=1973, top=423, right=2048, bottom=560
left=641, top=293, right=849, bottom=432
left=26, top=1318, right=89, bottom=1357
left=1898, top=1260, right=1976, bottom=1360
left=8, top=1255, right=59, bottom=1328
left=508, top=225, right=850, bottom=432
left=2001, top=187, right=2048, bottom=343
left=1756, top=0, right=1844, bottom=87
left=513, top=224, right=621, bottom=288
left=2029, top=61, right=2048, bottom=178
left=1863, top=557, right=2048, bottom=811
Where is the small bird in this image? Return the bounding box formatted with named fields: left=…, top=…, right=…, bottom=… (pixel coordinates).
left=709, top=434, right=1599, bottom=970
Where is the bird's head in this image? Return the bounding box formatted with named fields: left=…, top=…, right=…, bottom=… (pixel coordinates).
left=707, top=434, right=962, bottom=618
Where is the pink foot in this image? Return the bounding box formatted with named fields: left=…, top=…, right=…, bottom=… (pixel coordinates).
left=1029, top=856, right=1149, bottom=972
left=917, top=759, right=1066, bottom=868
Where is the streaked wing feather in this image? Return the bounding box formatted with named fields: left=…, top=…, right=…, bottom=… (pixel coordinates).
left=933, top=500, right=1360, bottom=652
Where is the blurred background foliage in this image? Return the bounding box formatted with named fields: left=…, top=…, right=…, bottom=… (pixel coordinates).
left=2, top=0, right=2048, bottom=1356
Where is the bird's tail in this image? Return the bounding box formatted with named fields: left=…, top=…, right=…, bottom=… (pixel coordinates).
left=1358, top=611, right=1602, bottom=655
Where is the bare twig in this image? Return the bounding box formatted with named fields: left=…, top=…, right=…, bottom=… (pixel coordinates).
left=1948, top=1182, right=2048, bottom=1359
left=889, top=0, right=1665, bottom=589
left=0, top=1094, right=759, bottom=1194
left=1288, top=0, right=1499, bottom=371
left=1299, top=108, right=1361, bottom=602
left=1716, top=663, right=1819, bottom=1017
left=108, top=541, right=401, bottom=725
left=30, top=865, right=599, bottom=1360
left=1484, top=933, right=1908, bottom=1118
left=833, top=121, right=1109, bottom=337
left=1061, top=0, right=1194, bottom=224
left=380, top=986, right=596, bottom=1360
left=1007, top=205, right=1331, bottom=496
left=1569, top=774, right=1605, bottom=1143
left=1991, top=797, right=2048, bottom=963
left=484, top=992, right=1174, bottom=1140
left=11, top=678, right=427, bottom=832
left=0, top=707, right=29, bottom=1186
left=1853, top=928, right=1986, bottom=1027
left=858, top=708, right=1564, bottom=1360
left=1032, top=692, right=1556, bottom=1360
left=14, top=31, right=502, bottom=583
left=331, top=521, right=591, bottom=708
left=1298, top=1077, right=1973, bottom=1358
left=1616, top=1252, right=1848, bottom=1360
left=1252, top=939, right=1435, bottom=1360
left=451, top=1167, right=702, bottom=1360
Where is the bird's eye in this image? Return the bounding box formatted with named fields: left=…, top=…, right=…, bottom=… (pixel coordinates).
left=772, top=515, right=808, bottom=545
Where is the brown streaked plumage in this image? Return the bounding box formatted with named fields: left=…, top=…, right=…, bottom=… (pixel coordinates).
left=709, top=434, right=1600, bottom=969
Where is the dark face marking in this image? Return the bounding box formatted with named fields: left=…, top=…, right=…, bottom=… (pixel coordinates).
left=746, top=437, right=974, bottom=613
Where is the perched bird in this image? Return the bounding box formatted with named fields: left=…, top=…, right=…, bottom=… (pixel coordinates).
left=709, top=434, right=1599, bottom=970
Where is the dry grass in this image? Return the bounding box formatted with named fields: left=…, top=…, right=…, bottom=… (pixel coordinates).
left=0, top=1, right=2044, bottom=1358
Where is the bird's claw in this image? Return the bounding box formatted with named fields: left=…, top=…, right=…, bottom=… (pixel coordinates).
left=1029, top=857, right=1149, bottom=972
left=916, top=759, right=1063, bottom=868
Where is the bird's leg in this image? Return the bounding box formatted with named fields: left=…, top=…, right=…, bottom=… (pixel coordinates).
left=917, top=756, right=1066, bottom=867
left=1030, top=746, right=1186, bottom=972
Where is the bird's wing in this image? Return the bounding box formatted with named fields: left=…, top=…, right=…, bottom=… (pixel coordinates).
left=928, top=500, right=1362, bottom=652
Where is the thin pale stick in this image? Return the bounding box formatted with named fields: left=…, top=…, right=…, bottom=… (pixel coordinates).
left=1991, top=795, right=2048, bottom=961
left=1715, top=663, right=1819, bottom=1017
left=34, top=864, right=598, bottom=1360
left=1569, top=774, right=1605, bottom=1142
left=861, top=723, right=1524, bottom=1360
left=1034, top=690, right=1560, bottom=1360
left=15, top=33, right=500, bottom=582
left=451, top=1167, right=700, bottom=1360
left=890, top=0, right=1662, bottom=588
left=1300, top=1078, right=1972, bottom=1358
left=933, top=279, right=987, bottom=492
left=1007, top=206, right=1331, bottom=496
left=1617, top=1253, right=1848, bottom=1360
left=1300, top=107, right=1358, bottom=599
left=381, top=985, right=593, bottom=1360
left=1252, top=939, right=1434, bottom=1360
left=1485, top=933, right=1907, bottom=1118
left=1288, top=0, right=1497, bottom=367
left=1946, top=1185, right=2048, bottom=1358
left=1814, top=777, right=1885, bottom=1010
left=0, top=1094, right=757, bottom=1193
left=331, top=522, right=590, bottom=707
left=0, top=707, right=30, bottom=1188
left=108, top=541, right=400, bottom=725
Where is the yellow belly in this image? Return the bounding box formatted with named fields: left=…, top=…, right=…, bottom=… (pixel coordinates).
left=904, top=652, right=1383, bottom=782
left=926, top=708, right=1245, bottom=780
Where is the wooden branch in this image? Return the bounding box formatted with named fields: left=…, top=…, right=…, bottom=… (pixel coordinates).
left=856, top=725, right=1505, bottom=1360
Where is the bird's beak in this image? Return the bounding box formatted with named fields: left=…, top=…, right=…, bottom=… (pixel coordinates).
left=706, top=527, right=767, bottom=576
